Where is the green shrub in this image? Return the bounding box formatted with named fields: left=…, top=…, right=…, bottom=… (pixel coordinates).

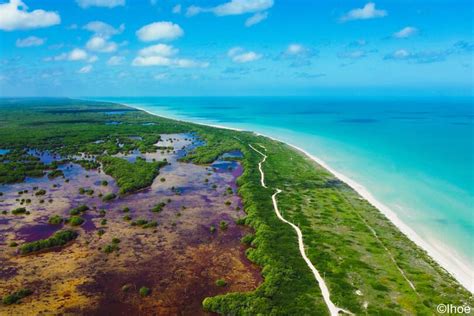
left=139, top=286, right=151, bottom=297
left=215, top=279, right=227, bottom=287
left=48, top=215, right=63, bottom=225
left=47, top=169, right=64, bottom=179
left=12, top=207, right=27, bottom=215
left=151, top=202, right=166, bottom=213
left=103, top=243, right=119, bottom=254
left=68, top=216, right=84, bottom=226
left=2, top=289, right=33, bottom=305
left=102, top=193, right=116, bottom=202
left=35, top=189, right=46, bottom=196
left=219, top=221, right=228, bottom=230
left=19, top=230, right=78, bottom=254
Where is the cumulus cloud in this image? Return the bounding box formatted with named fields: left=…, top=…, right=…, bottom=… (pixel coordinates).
left=245, top=11, right=268, bottom=27
left=88, top=55, right=98, bottom=63
left=86, top=36, right=118, bottom=52
left=69, top=48, right=89, bottom=60
left=138, top=43, right=179, bottom=57
left=228, top=47, right=262, bottom=63
left=107, top=55, right=125, bottom=65
left=340, top=2, right=387, bottom=22
left=0, top=0, right=60, bottom=31
left=83, top=21, right=124, bottom=38
left=393, top=26, right=418, bottom=39
left=76, top=0, right=125, bottom=8
left=187, top=0, right=273, bottom=17
left=78, top=65, right=93, bottom=73
left=47, top=48, right=89, bottom=62
left=132, top=43, right=208, bottom=68
left=16, top=36, right=45, bottom=47
left=136, top=22, right=184, bottom=42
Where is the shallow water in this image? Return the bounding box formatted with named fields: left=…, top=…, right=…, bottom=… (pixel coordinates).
left=93, top=96, right=474, bottom=278
left=0, top=133, right=260, bottom=314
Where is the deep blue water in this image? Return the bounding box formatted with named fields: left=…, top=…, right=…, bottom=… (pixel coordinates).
left=93, top=96, right=474, bottom=280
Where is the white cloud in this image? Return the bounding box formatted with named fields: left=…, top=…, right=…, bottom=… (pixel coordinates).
left=107, top=55, right=125, bottom=65
left=340, top=2, right=387, bottom=22
left=78, top=65, right=93, bottom=73
left=172, top=4, right=182, bottom=14
left=16, top=36, right=45, bottom=47
left=187, top=0, right=273, bottom=17
left=285, top=44, right=305, bottom=55
left=228, top=47, right=261, bottom=63
left=88, top=55, right=98, bottom=63
left=69, top=48, right=89, bottom=60
left=393, top=26, right=418, bottom=39
left=138, top=43, right=179, bottom=57
left=136, top=21, right=184, bottom=42
left=47, top=48, right=88, bottom=61
left=83, top=21, right=124, bottom=38
left=0, top=0, right=60, bottom=31
left=245, top=11, right=268, bottom=27
left=386, top=49, right=411, bottom=60
left=86, top=36, right=118, bottom=52
left=132, top=43, right=208, bottom=68
left=76, top=0, right=125, bottom=8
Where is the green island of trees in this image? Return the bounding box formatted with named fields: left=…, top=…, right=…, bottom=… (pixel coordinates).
left=19, top=230, right=78, bottom=254
left=100, top=156, right=167, bottom=195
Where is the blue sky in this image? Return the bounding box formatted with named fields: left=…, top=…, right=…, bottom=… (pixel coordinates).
left=0, top=0, right=472, bottom=96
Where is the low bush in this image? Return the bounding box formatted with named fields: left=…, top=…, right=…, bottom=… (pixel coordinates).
left=2, top=289, right=33, bottom=305
left=19, top=230, right=78, bottom=254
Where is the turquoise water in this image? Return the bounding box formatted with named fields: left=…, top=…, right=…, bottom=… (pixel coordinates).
left=94, top=96, right=474, bottom=276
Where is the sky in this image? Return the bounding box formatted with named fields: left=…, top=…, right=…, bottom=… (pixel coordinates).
left=0, top=0, right=472, bottom=97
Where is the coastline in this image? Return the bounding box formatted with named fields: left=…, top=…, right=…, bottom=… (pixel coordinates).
left=102, top=101, right=472, bottom=293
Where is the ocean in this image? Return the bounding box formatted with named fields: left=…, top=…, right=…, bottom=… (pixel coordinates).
left=93, top=96, right=474, bottom=285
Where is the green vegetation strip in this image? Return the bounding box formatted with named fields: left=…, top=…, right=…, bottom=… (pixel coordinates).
left=19, top=230, right=78, bottom=254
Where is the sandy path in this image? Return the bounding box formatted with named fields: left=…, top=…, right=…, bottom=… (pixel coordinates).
left=249, top=144, right=351, bottom=316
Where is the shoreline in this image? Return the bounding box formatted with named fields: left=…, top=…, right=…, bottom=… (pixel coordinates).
left=96, top=100, right=473, bottom=293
